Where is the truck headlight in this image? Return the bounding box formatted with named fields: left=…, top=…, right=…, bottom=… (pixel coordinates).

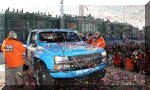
left=53, top=56, right=71, bottom=70
left=101, top=51, right=106, bottom=56
left=56, top=64, right=71, bottom=70
left=101, top=51, right=107, bottom=63
left=54, top=56, right=69, bottom=64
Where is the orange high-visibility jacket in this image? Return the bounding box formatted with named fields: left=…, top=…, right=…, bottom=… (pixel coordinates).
left=94, top=37, right=105, bottom=48
left=125, top=58, right=133, bottom=70
left=1, top=36, right=26, bottom=68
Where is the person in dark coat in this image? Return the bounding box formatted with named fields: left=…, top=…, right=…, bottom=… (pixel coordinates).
left=132, top=53, right=140, bottom=73
left=140, top=53, right=145, bottom=74
left=120, top=53, right=125, bottom=69
left=116, top=53, right=121, bottom=67
left=113, top=53, right=117, bottom=67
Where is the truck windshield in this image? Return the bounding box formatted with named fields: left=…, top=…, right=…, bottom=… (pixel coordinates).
left=39, top=32, right=81, bottom=43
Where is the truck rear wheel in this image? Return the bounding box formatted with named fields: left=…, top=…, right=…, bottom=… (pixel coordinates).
left=34, top=60, right=55, bottom=85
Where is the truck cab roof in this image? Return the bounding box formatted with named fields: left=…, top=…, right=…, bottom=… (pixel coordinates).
left=31, top=29, right=77, bottom=33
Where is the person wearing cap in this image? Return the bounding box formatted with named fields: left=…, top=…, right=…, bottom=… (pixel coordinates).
left=1, top=31, right=26, bottom=87
left=94, top=32, right=105, bottom=48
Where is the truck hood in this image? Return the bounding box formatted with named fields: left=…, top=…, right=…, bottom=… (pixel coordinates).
left=39, top=43, right=105, bottom=56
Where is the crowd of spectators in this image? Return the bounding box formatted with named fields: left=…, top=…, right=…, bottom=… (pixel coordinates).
left=105, top=40, right=150, bottom=75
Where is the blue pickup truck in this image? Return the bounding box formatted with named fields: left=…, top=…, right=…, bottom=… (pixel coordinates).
left=25, top=29, right=107, bottom=85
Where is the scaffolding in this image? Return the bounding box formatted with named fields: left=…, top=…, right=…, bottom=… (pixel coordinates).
left=4, top=11, right=60, bottom=41
left=0, top=12, right=5, bottom=40
left=0, top=10, right=138, bottom=41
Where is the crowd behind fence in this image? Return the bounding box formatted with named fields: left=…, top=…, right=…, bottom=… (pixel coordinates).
left=105, top=40, right=148, bottom=74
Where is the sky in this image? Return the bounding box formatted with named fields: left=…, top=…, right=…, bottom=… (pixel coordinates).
left=0, top=0, right=149, bottom=29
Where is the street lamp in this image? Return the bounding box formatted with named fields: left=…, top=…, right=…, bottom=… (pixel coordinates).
left=60, top=0, right=64, bottom=29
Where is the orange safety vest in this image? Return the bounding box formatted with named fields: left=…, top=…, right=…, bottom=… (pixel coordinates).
left=125, top=58, right=133, bottom=70
left=1, top=36, right=26, bottom=68
left=94, top=37, right=105, bottom=48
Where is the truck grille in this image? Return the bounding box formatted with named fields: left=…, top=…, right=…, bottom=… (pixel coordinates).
left=69, top=53, right=104, bottom=70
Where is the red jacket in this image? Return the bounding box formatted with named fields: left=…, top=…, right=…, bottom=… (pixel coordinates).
left=1, top=36, right=26, bottom=68
left=113, top=55, right=121, bottom=66
left=88, top=39, right=94, bottom=45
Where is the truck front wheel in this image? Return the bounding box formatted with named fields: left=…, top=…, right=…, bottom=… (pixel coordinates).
left=34, top=60, right=55, bottom=85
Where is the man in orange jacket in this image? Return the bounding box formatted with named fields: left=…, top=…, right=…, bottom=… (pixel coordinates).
left=94, top=32, right=105, bottom=48
left=1, top=31, right=26, bottom=86
left=125, top=56, right=133, bottom=71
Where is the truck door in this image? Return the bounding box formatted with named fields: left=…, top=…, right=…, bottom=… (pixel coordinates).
left=27, top=31, right=37, bottom=61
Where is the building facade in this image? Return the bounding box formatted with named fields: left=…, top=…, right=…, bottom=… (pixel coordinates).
left=0, top=11, right=140, bottom=42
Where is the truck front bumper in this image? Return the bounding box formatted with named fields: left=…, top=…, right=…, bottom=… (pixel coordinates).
left=49, top=64, right=106, bottom=78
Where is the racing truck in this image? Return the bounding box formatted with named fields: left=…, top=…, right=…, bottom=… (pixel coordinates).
left=24, top=29, right=107, bottom=85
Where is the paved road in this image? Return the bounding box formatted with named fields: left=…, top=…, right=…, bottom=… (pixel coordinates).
left=0, top=52, right=5, bottom=64
left=0, top=65, right=147, bottom=89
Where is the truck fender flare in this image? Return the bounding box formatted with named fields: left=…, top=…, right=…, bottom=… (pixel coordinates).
left=33, top=58, right=48, bottom=71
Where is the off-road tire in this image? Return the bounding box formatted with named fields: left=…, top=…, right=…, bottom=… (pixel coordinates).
left=34, top=60, right=55, bottom=85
